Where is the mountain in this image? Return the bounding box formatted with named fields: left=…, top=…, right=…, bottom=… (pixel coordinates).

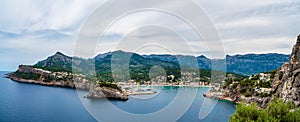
left=94, top=52, right=112, bottom=60
left=93, top=50, right=183, bottom=81
left=144, top=54, right=210, bottom=69
left=203, top=34, right=300, bottom=108
left=272, top=35, right=300, bottom=106
left=35, top=51, right=73, bottom=72
left=225, top=53, right=289, bottom=75
left=34, top=51, right=89, bottom=73
left=145, top=53, right=289, bottom=75
left=33, top=50, right=289, bottom=80
left=34, top=50, right=185, bottom=82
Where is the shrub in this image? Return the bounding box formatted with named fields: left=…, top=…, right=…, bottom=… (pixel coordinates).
left=230, top=98, right=299, bottom=122
left=98, top=82, right=120, bottom=90
left=13, top=71, right=41, bottom=80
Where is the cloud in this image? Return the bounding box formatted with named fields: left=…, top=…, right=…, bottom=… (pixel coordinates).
left=0, top=0, right=103, bottom=71
left=1, top=0, right=300, bottom=70
left=0, top=0, right=103, bottom=35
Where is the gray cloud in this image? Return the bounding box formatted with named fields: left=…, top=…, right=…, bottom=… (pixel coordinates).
left=0, top=0, right=299, bottom=70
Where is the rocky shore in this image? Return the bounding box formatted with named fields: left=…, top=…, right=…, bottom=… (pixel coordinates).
left=203, top=91, right=235, bottom=102
left=8, top=74, right=129, bottom=101
left=204, top=34, right=300, bottom=108
left=87, top=85, right=128, bottom=101
left=203, top=91, right=272, bottom=108
left=6, top=66, right=129, bottom=101
left=7, top=75, right=90, bottom=90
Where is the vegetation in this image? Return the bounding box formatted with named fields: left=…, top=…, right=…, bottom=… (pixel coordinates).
left=264, top=70, right=277, bottom=79
left=43, top=76, right=53, bottom=82
left=94, top=68, right=245, bottom=83
left=224, top=73, right=275, bottom=97
left=230, top=98, right=300, bottom=122
left=32, top=51, right=246, bottom=83
left=13, top=71, right=41, bottom=80
left=33, top=65, right=72, bottom=73
left=98, top=82, right=121, bottom=90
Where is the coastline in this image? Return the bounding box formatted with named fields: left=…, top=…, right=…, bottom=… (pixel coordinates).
left=202, top=90, right=273, bottom=108
left=203, top=91, right=235, bottom=102
left=6, top=75, right=89, bottom=90
left=6, top=75, right=128, bottom=101
left=7, top=75, right=213, bottom=91
left=6, top=73, right=215, bottom=101
left=138, top=84, right=213, bottom=88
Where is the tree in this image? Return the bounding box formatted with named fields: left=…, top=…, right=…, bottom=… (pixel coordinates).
left=284, top=109, right=300, bottom=122
left=266, top=98, right=289, bottom=121
left=230, top=103, right=266, bottom=122
left=230, top=98, right=299, bottom=122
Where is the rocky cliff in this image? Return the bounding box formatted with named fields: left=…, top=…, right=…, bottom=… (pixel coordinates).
left=7, top=65, right=128, bottom=101
left=272, top=34, right=300, bottom=107
left=204, top=35, right=300, bottom=108
left=87, top=84, right=128, bottom=101
left=7, top=65, right=90, bottom=90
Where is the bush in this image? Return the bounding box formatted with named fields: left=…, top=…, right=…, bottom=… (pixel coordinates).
left=251, top=75, right=260, bottom=80
left=13, top=71, right=41, bottom=80
left=98, top=82, right=120, bottom=90
left=230, top=98, right=299, bottom=122
left=284, top=109, right=300, bottom=122
left=267, top=98, right=290, bottom=121
left=43, top=76, right=54, bottom=82
left=230, top=103, right=276, bottom=122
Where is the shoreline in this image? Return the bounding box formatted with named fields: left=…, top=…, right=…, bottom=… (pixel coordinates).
left=5, top=74, right=215, bottom=100
left=7, top=75, right=213, bottom=91
left=7, top=74, right=235, bottom=103
left=127, top=91, right=157, bottom=95
left=6, top=75, right=128, bottom=101
left=203, top=91, right=235, bottom=102
left=138, top=84, right=213, bottom=88
left=202, top=91, right=272, bottom=107
left=6, top=75, right=89, bottom=90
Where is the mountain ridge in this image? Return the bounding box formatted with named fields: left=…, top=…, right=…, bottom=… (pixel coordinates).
left=34, top=51, right=289, bottom=76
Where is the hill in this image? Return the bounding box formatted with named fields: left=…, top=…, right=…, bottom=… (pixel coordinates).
left=146, top=53, right=289, bottom=75
left=33, top=50, right=247, bottom=82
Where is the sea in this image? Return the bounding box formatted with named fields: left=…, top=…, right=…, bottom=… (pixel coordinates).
left=0, top=71, right=235, bottom=122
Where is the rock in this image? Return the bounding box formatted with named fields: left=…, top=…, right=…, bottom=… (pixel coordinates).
left=204, top=34, right=300, bottom=108
left=272, top=34, right=300, bottom=107
left=87, top=84, right=128, bottom=101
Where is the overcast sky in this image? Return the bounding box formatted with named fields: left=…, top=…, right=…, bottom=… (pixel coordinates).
left=0, top=0, right=300, bottom=71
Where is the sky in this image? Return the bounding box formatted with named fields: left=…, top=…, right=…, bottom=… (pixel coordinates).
left=0, top=0, right=300, bottom=71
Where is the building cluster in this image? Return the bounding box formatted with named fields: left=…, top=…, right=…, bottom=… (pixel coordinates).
left=227, top=72, right=273, bottom=95
left=18, top=65, right=88, bottom=83
left=116, top=71, right=211, bottom=87
left=258, top=73, right=271, bottom=82
left=256, top=73, right=272, bottom=94
left=18, top=65, right=213, bottom=89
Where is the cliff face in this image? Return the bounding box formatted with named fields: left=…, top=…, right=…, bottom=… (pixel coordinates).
left=87, top=85, right=128, bottom=101
left=8, top=65, right=90, bottom=90
left=272, top=35, right=300, bottom=106
left=8, top=65, right=128, bottom=101
left=18, top=65, right=52, bottom=77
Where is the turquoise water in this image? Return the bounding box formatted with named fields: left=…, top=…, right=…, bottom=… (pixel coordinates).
left=0, top=71, right=236, bottom=121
